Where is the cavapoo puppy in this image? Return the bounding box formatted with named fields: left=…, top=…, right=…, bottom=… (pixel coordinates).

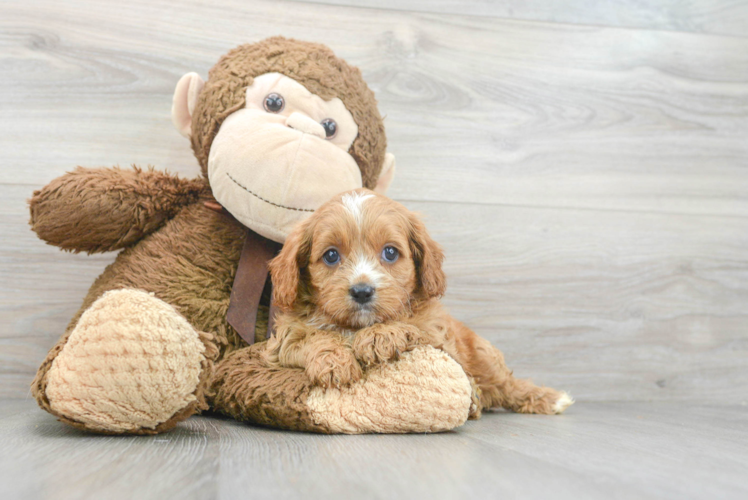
left=266, top=189, right=573, bottom=415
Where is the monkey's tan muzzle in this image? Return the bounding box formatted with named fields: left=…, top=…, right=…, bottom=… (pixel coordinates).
left=208, top=109, right=363, bottom=243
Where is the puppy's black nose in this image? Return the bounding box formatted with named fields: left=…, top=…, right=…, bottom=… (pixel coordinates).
left=349, top=283, right=375, bottom=304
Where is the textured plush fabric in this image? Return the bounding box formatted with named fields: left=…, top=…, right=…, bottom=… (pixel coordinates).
left=210, top=344, right=472, bottom=434
left=29, top=166, right=204, bottom=254
left=172, top=72, right=206, bottom=137
left=30, top=168, right=472, bottom=434
left=242, top=73, right=359, bottom=149
left=207, top=106, right=362, bottom=242
left=46, top=289, right=210, bottom=433
left=306, top=346, right=473, bottom=434
left=29, top=37, right=474, bottom=435
left=31, top=174, right=251, bottom=434
left=191, top=37, right=387, bottom=188
left=209, top=341, right=327, bottom=433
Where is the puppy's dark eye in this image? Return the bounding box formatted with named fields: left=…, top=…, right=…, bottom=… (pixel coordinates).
left=322, top=248, right=340, bottom=266
left=382, top=246, right=399, bottom=263
left=321, top=118, right=337, bottom=139
left=264, top=93, right=285, bottom=113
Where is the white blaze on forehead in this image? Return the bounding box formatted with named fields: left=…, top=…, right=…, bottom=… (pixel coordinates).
left=341, top=192, right=374, bottom=228
left=350, top=254, right=384, bottom=286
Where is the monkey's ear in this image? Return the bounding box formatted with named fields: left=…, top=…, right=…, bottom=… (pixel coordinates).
left=268, top=220, right=314, bottom=311
left=374, top=153, right=396, bottom=195
left=171, top=72, right=205, bottom=138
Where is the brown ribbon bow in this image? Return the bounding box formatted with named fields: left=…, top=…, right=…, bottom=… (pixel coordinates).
left=226, top=229, right=283, bottom=344
left=207, top=201, right=283, bottom=345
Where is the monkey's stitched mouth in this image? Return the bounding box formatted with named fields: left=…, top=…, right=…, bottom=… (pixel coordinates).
left=226, top=173, right=315, bottom=212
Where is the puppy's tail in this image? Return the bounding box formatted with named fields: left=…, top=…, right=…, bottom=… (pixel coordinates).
left=458, top=327, right=573, bottom=415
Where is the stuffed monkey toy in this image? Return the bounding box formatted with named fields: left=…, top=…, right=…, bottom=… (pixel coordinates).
left=29, top=37, right=475, bottom=435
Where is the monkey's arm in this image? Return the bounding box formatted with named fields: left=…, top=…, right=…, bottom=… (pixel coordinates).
left=29, top=166, right=205, bottom=253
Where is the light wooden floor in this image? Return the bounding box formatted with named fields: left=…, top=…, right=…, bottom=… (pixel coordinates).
left=2, top=399, right=747, bottom=499
left=1, top=0, right=747, bottom=498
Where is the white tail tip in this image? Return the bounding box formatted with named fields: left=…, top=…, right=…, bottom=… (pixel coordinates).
left=553, top=392, right=575, bottom=414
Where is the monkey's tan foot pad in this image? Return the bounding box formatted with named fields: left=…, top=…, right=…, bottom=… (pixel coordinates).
left=307, top=346, right=473, bottom=434
left=45, top=289, right=208, bottom=434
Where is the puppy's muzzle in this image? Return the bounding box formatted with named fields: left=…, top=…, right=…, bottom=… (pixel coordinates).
left=349, top=283, right=375, bottom=305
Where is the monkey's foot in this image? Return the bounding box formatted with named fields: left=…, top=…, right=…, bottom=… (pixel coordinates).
left=43, top=289, right=214, bottom=434
left=307, top=346, right=474, bottom=433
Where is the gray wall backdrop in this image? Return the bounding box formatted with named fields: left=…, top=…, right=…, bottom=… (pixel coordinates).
left=1, top=0, right=747, bottom=403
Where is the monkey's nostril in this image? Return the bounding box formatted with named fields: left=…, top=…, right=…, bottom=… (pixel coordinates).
left=349, top=284, right=375, bottom=304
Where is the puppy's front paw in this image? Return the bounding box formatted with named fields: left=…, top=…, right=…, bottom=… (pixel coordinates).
left=352, top=323, right=422, bottom=367
left=306, top=347, right=363, bottom=389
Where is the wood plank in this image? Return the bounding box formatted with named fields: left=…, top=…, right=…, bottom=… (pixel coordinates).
left=0, top=400, right=221, bottom=500
left=423, top=201, right=748, bottom=404
left=2, top=0, right=747, bottom=402
left=4, top=182, right=747, bottom=402
left=2, top=0, right=747, bottom=496
left=0, top=184, right=116, bottom=398
left=1, top=0, right=747, bottom=217
left=1, top=400, right=746, bottom=499
left=300, top=0, right=748, bottom=37
left=460, top=402, right=748, bottom=499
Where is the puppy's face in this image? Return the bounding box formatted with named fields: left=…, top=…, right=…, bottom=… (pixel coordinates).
left=269, top=189, right=446, bottom=329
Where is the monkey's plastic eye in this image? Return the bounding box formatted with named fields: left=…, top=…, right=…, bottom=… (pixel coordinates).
left=322, top=248, right=340, bottom=266
left=264, top=93, right=285, bottom=113
left=382, top=246, right=399, bottom=263
left=321, top=118, right=337, bottom=139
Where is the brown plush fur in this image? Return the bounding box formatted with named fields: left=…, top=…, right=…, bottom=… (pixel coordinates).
left=30, top=166, right=204, bottom=254
left=210, top=342, right=329, bottom=433
left=30, top=38, right=393, bottom=434
left=29, top=169, right=305, bottom=432
left=191, top=36, right=387, bottom=188
left=266, top=190, right=571, bottom=415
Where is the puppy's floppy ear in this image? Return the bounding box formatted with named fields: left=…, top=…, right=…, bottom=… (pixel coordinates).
left=269, top=218, right=314, bottom=310
left=407, top=212, right=447, bottom=299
